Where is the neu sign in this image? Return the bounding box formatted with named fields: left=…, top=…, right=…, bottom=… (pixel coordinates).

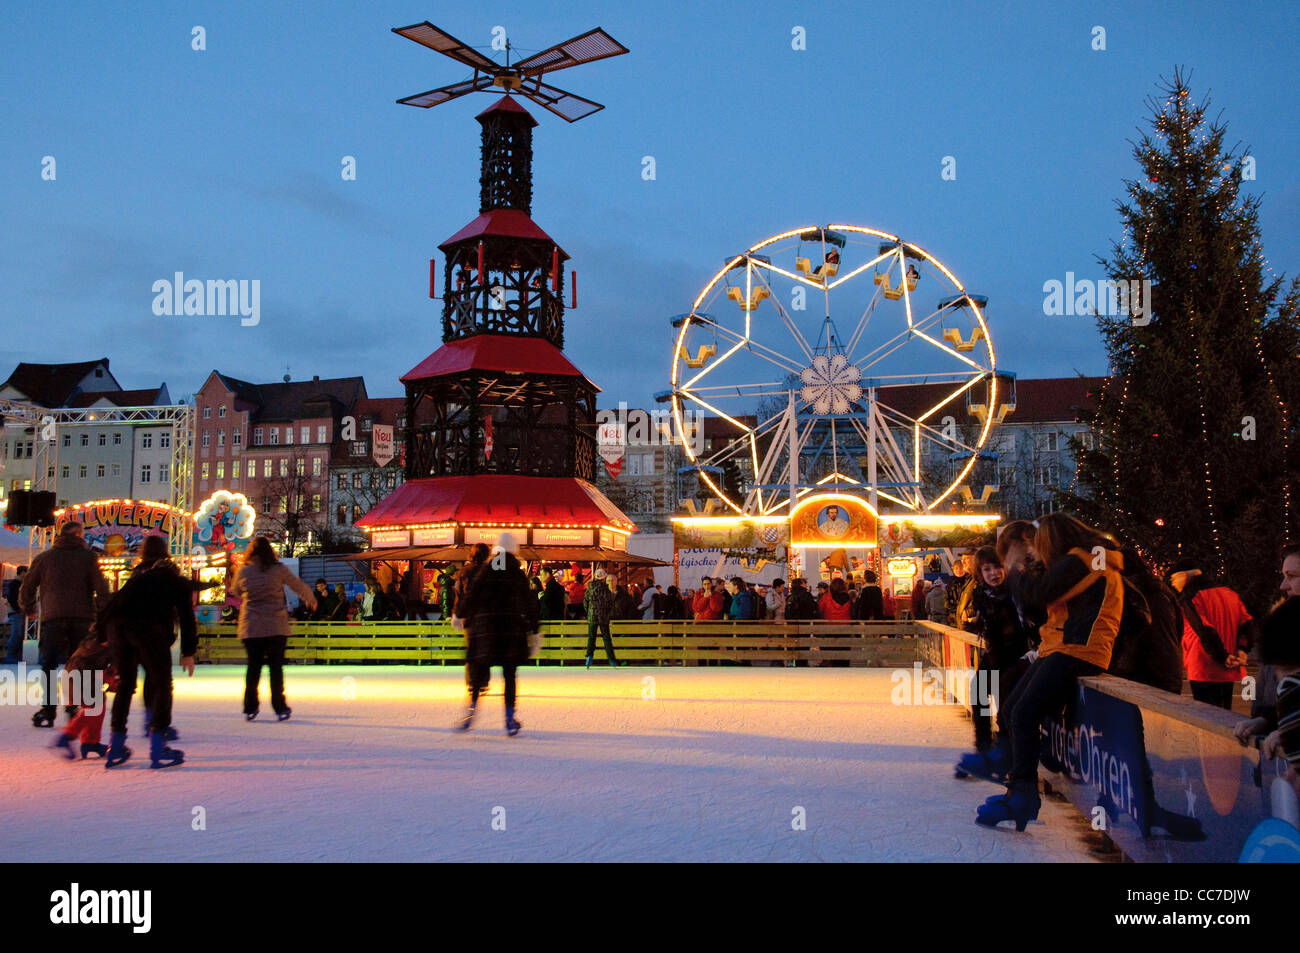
left=372, top=425, right=394, bottom=467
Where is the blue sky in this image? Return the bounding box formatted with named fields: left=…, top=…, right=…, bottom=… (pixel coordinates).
left=2, top=0, right=1296, bottom=409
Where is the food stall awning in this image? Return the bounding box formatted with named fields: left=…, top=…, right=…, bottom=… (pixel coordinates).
left=331, top=545, right=667, bottom=567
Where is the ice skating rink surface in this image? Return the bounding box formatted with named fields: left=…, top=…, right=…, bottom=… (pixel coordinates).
left=0, top=667, right=1096, bottom=862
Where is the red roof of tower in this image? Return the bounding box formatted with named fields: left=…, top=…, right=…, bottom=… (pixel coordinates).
left=438, top=208, right=566, bottom=253
left=475, top=94, right=538, bottom=126
left=401, top=335, right=598, bottom=389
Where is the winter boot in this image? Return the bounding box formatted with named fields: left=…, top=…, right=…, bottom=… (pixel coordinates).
left=505, top=706, right=521, bottom=737
left=31, top=706, right=56, bottom=728
left=52, top=732, right=77, bottom=760
left=975, top=781, right=1041, bottom=832
left=149, top=731, right=185, bottom=769
left=80, top=742, right=108, bottom=759
left=105, top=731, right=132, bottom=769
left=954, top=744, right=1009, bottom=782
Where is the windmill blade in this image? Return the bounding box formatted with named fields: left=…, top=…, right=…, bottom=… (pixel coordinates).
left=397, top=75, right=494, bottom=109
left=513, top=28, right=628, bottom=76
left=521, top=78, right=604, bottom=122
left=392, top=21, right=501, bottom=73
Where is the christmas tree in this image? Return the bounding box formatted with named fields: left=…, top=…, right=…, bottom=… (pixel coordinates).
left=1063, top=68, right=1300, bottom=612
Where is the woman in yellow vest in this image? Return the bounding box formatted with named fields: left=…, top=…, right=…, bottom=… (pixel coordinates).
left=977, top=514, right=1127, bottom=831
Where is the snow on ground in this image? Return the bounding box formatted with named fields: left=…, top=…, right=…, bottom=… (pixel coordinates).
left=0, top=666, right=1095, bottom=862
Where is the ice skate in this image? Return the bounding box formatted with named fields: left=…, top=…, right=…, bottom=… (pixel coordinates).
left=52, top=733, right=77, bottom=760
left=276, top=708, right=292, bottom=722
left=954, top=745, right=1009, bottom=782
left=505, top=707, right=521, bottom=737
left=149, top=731, right=185, bottom=769
left=80, top=742, right=108, bottom=759
left=455, top=695, right=478, bottom=731
left=975, top=782, right=1040, bottom=832
left=105, top=731, right=132, bottom=769
left=32, top=707, right=55, bottom=728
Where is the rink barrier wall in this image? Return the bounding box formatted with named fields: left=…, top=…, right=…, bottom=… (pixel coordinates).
left=916, top=621, right=1300, bottom=863
left=194, top=619, right=924, bottom=666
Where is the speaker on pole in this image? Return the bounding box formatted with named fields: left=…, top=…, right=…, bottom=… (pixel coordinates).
left=5, top=490, right=31, bottom=526
left=29, top=491, right=57, bottom=527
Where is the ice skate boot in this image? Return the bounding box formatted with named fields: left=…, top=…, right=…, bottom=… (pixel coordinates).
left=52, top=732, right=77, bottom=760
left=975, top=781, right=1040, bottom=832
left=455, top=694, right=478, bottom=732
left=143, top=713, right=179, bottom=740
left=80, top=742, right=108, bottom=759
left=276, top=707, right=292, bottom=722
left=505, top=706, right=521, bottom=737
left=149, top=731, right=184, bottom=769
left=105, top=731, right=132, bottom=769
left=32, top=706, right=56, bottom=728
left=954, top=744, right=1009, bottom=782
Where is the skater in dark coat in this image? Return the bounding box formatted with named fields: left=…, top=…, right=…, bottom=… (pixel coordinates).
left=99, top=534, right=199, bottom=769
left=538, top=568, right=567, bottom=622
left=454, top=533, right=540, bottom=736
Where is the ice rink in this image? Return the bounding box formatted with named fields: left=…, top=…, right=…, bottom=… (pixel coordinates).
left=0, top=666, right=1097, bottom=862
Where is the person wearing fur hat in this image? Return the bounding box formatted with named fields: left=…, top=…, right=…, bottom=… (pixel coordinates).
left=454, top=533, right=540, bottom=735
left=583, top=568, right=619, bottom=668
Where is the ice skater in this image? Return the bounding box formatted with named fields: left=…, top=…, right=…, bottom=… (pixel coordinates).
left=100, top=534, right=199, bottom=768
left=52, top=628, right=115, bottom=760
left=583, top=569, right=619, bottom=668
left=231, top=536, right=316, bottom=722
left=454, top=533, right=540, bottom=736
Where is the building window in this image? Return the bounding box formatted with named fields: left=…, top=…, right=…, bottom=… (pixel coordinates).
left=316, top=425, right=326, bottom=443
left=97, top=433, right=106, bottom=446
left=397, top=415, right=407, bottom=429
left=336, top=474, right=346, bottom=490
left=352, top=504, right=363, bottom=523
left=159, top=464, right=169, bottom=483
left=278, top=497, right=288, bottom=514
left=60, top=465, right=69, bottom=479
left=232, top=460, right=240, bottom=479
left=231, top=430, right=240, bottom=447
left=203, top=407, right=211, bottom=419
left=62, top=434, right=70, bottom=448
left=351, top=442, right=366, bottom=457
left=270, top=428, right=279, bottom=445
left=142, top=432, right=153, bottom=449
left=253, top=427, right=263, bottom=445
left=353, top=473, right=362, bottom=489
left=301, top=426, right=310, bottom=444
left=201, top=462, right=209, bottom=479
left=80, top=433, right=89, bottom=447
left=361, top=418, right=373, bottom=432
left=78, top=465, right=87, bottom=478
left=217, top=430, right=225, bottom=447
left=216, top=462, right=225, bottom=480
left=140, top=465, right=152, bottom=484
left=280, top=459, right=288, bottom=477
left=1036, top=465, right=1059, bottom=486
left=218, top=405, right=227, bottom=418
left=113, top=432, right=122, bottom=446
left=385, top=472, right=396, bottom=489
left=311, top=493, right=321, bottom=512
left=162, top=431, right=171, bottom=449
left=1077, top=431, right=1094, bottom=451
left=111, top=463, right=120, bottom=477
left=96, top=464, right=105, bottom=478
left=1034, top=432, right=1059, bottom=453
left=998, top=466, right=1017, bottom=487
left=336, top=505, right=347, bottom=526
left=312, top=457, right=322, bottom=477
left=262, top=497, right=271, bottom=514
left=263, top=459, right=271, bottom=478
left=295, top=459, right=305, bottom=477
left=284, top=427, right=293, bottom=445
left=201, top=432, right=209, bottom=448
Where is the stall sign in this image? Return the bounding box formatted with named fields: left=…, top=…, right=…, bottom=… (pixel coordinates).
left=533, top=528, right=593, bottom=547
left=412, top=526, right=455, bottom=547
left=371, top=529, right=409, bottom=548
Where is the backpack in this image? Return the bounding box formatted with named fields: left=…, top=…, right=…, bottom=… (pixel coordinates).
left=1108, top=572, right=1184, bottom=694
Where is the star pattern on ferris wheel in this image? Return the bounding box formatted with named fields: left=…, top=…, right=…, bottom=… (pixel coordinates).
left=666, top=224, right=1007, bottom=518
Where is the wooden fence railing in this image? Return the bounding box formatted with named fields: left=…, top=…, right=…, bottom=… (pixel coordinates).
left=195, top=620, right=926, bottom=666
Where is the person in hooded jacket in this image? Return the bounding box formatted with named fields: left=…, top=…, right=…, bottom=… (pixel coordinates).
left=973, top=514, right=1126, bottom=831
left=853, top=570, right=885, bottom=620
left=98, top=534, right=199, bottom=769
left=455, top=533, right=540, bottom=735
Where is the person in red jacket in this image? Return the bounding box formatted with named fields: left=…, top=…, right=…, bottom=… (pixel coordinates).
left=1170, top=558, right=1252, bottom=709
left=691, top=577, right=724, bottom=620
left=818, top=577, right=853, bottom=621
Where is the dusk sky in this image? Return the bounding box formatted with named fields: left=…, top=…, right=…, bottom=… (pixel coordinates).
left=3, top=0, right=1297, bottom=410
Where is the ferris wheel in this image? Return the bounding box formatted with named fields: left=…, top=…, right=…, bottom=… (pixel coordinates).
left=666, top=224, right=1007, bottom=520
